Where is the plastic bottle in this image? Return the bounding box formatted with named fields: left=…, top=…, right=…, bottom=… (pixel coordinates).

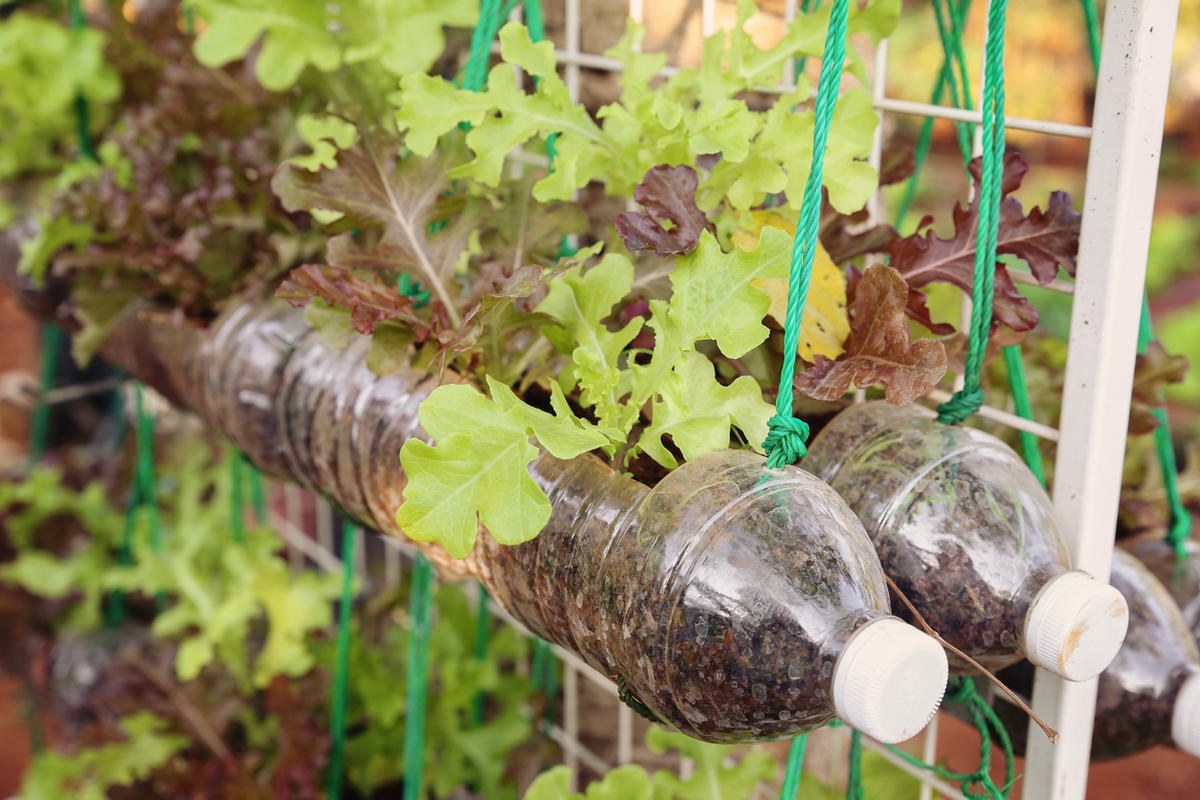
left=1125, top=536, right=1200, bottom=644
left=86, top=298, right=952, bottom=743
left=804, top=401, right=1129, bottom=681
left=992, top=550, right=1200, bottom=760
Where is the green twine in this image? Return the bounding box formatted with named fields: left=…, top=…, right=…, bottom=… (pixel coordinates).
left=134, top=385, right=162, bottom=554
left=1138, top=301, right=1192, bottom=553
left=67, top=0, right=98, bottom=162
left=230, top=449, right=246, bottom=544
left=462, top=0, right=505, bottom=93
left=892, top=5, right=1020, bottom=797
left=31, top=0, right=97, bottom=464
left=894, top=0, right=973, bottom=229
left=792, top=0, right=821, bottom=79
left=105, top=479, right=140, bottom=627
left=935, top=0, right=1007, bottom=426
left=327, top=520, right=357, bottom=800
left=133, top=384, right=166, bottom=611
left=108, top=384, right=163, bottom=624
left=930, top=0, right=974, bottom=166
left=21, top=685, right=44, bottom=755
left=1001, top=347, right=1046, bottom=486
left=531, top=638, right=558, bottom=724
left=845, top=730, right=864, bottom=800
left=943, top=0, right=975, bottom=142
left=762, top=0, right=851, bottom=471
left=772, top=2, right=851, bottom=794
left=246, top=456, right=267, bottom=523
left=887, top=679, right=1014, bottom=800
left=29, top=325, right=62, bottom=467
left=778, top=734, right=808, bottom=799
left=1078, top=0, right=1102, bottom=70
left=402, top=554, right=435, bottom=800
left=457, top=0, right=557, bottom=734
left=472, top=585, right=491, bottom=726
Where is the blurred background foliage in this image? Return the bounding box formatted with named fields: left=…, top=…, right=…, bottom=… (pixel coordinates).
left=881, top=0, right=1200, bottom=429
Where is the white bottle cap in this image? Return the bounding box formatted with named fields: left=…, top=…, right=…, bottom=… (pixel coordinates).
left=1024, top=570, right=1129, bottom=681
left=831, top=617, right=949, bottom=743
left=1172, top=671, right=1200, bottom=757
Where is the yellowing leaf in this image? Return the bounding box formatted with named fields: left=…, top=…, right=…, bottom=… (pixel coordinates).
left=735, top=210, right=849, bottom=361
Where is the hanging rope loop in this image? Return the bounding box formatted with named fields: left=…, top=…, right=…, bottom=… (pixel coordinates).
left=762, top=0, right=851, bottom=472
left=936, top=0, right=1007, bottom=428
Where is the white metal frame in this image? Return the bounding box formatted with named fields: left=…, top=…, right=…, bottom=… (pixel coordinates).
left=256, top=1, right=1180, bottom=797
left=1026, top=3, right=1180, bottom=797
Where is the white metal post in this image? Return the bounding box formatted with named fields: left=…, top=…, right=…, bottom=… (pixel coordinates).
left=1023, top=2, right=1181, bottom=798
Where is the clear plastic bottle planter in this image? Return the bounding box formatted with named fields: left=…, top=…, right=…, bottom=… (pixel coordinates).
left=993, top=550, right=1200, bottom=760
left=804, top=401, right=1129, bottom=681
left=98, top=298, right=950, bottom=744
left=1126, top=536, right=1200, bottom=645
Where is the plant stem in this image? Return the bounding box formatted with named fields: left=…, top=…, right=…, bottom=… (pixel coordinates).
left=130, top=657, right=234, bottom=760
left=884, top=574, right=1059, bottom=743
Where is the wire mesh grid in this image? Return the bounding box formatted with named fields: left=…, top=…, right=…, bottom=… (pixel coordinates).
left=41, top=1, right=1168, bottom=798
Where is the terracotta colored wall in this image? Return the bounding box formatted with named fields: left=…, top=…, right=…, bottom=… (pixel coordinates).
left=936, top=713, right=1200, bottom=799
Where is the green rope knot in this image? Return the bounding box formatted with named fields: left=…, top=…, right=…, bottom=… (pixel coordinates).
left=763, top=414, right=810, bottom=469
left=936, top=387, right=985, bottom=426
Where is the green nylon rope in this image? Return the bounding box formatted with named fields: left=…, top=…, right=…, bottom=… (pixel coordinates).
left=930, top=0, right=974, bottom=166
left=1002, top=347, right=1047, bottom=485
left=771, top=0, right=851, bottom=793
left=1138, top=305, right=1193, bottom=555
left=890, top=3, right=1019, bottom=795
left=134, top=384, right=167, bottom=612
left=792, top=0, right=821, bottom=79
left=402, top=554, right=435, bottom=800
left=943, top=0, right=975, bottom=145
left=68, top=0, right=98, bottom=162
left=845, top=730, right=864, bottom=800
left=521, top=3, right=566, bottom=721
left=886, top=679, right=1015, bottom=800
left=105, top=480, right=139, bottom=627
left=393, top=0, right=520, bottom=778
left=894, top=49, right=952, bottom=229
left=327, top=521, right=357, bottom=800
left=247, top=457, right=267, bottom=522
left=230, top=449, right=246, bottom=544
left=762, top=0, right=851, bottom=471
left=935, top=0, right=1007, bottom=426
left=1075, top=0, right=1191, bottom=554
left=29, top=326, right=62, bottom=466
left=104, top=384, right=164, bottom=626
left=895, top=0, right=974, bottom=229
left=472, top=585, right=491, bottom=726
left=30, top=0, right=99, bottom=465
left=778, top=734, right=808, bottom=799
left=463, top=0, right=505, bottom=93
